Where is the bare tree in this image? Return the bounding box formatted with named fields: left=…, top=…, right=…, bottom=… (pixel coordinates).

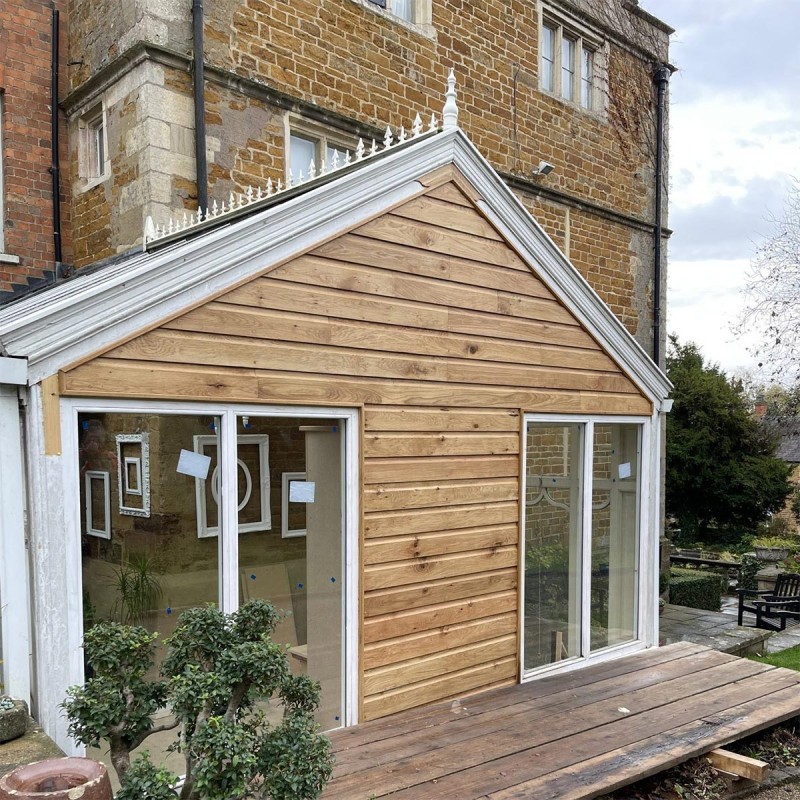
left=739, top=181, right=800, bottom=384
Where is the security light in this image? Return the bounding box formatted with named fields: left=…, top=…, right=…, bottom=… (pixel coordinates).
left=533, top=160, right=555, bottom=176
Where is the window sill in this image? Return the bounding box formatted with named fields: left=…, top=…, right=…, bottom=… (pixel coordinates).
left=539, top=87, right=607, bottom=122
left=79, top=172, right=110, bottom=194
left=348, top=0, right=436, bottom=40
left=0, top=253, right=21, bottom=265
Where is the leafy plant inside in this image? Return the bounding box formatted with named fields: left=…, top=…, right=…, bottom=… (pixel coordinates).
left=62, top=599, right=334, bottom=800
left=111, top=553, right=163, bottom=625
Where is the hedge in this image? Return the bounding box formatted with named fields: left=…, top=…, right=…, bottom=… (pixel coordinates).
left=669, top=567, right=723, bottom=611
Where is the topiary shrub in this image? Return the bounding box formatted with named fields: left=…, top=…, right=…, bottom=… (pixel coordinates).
left=62, top=599, right=334, bottom=800
left=669, top=567, right=722, bottom=611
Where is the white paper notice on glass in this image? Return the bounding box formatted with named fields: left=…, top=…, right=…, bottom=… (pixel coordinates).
left=177, top=449, right=212, bottom=480
left=618, top=462, right=632, bottom=480
left=290, top=480, right=316, bottom=503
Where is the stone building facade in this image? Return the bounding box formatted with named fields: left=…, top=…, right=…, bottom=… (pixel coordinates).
left=1, top=0, right=671, bottom=361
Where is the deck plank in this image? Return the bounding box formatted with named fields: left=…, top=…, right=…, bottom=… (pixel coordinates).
left=323, top=644, right=800, bottom=800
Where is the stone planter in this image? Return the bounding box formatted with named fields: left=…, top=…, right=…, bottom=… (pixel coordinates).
left=0, top=699, right=27, bottom=744
left=0, top=757, right=112, bottom=800
left=755, top=546, right=790, bottom=562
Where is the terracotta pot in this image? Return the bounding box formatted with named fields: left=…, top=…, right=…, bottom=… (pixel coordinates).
left=0, top=757, right=112, bottom=800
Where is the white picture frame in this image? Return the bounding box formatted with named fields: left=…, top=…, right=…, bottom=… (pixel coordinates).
left=281, top=471, right=308, bottom=539
left=194, top=434, right=271, bottom=538
left=85, top=470, right=111, bottom=539
left=116, top=433, right=151, bottom=517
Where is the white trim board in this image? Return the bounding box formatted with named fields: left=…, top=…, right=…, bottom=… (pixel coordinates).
left=0, top=128, right=670, bottom=405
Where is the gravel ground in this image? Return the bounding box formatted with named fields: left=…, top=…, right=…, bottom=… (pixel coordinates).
left=750, top=784, right=800, bottom=799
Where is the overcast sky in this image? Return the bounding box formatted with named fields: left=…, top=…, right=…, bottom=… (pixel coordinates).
left=639, top=0, right=800, bottom=378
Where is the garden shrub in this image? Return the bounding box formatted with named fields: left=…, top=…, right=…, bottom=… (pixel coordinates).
left=739, top=554, right=765, bottom=590
left=669, top=567, right=722, bottom=611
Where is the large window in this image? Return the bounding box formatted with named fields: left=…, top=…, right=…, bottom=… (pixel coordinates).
left=540, top=10, right=601, bottom=112
left=78, top=102, right=109, bottom=188
left=523, top=417, right=644, bottom=675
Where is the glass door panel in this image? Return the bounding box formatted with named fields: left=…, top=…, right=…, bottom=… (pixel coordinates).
left=590, top=424, right=640, bottom=651
left=79, top=411, right=221, bottom=779
left=524, top=423, right=583, bottom=671
left=236, top=416, right=344, bottom=731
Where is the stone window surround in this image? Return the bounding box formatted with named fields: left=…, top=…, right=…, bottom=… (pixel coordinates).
left=0, top=89, right=18, bottom=265
left=352, top=0, right=435, bottom=38
left=77, top=99, right=111, bottom=192
left=538, top=1, right=608, bottom=117
left=284, top=114, right=357, bottom=182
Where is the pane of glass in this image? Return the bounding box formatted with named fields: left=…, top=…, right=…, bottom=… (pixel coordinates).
left=289, top=133, right=317, bottom=179
left=581, top=48, right=594, bottom=109
left=79, top=412, right=221, bottom=781
left=524, top=423, right=583, bottom=671
left=541, top=25, right=555, bottom=92
left=326, top=145, right=344, bottom=168
left=392, top=0, right=412, bottom=21
left=237, top=416, right=344, bottom=731
left=590, top=424, right=640, bottom=652
left=561, top=36, right=575, bottom=100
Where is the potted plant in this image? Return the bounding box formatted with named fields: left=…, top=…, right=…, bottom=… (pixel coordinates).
left=0, top=694, right=27, bottom=744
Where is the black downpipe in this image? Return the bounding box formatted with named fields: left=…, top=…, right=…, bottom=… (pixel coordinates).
left=652, top=65, right=670, bottom=367
left=192, top=0, right=208, bottom=214
left=50, top=8, right=63, bottom=271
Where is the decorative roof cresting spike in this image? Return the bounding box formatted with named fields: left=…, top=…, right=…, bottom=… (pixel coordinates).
left=442, top=67, right=458, bottom=130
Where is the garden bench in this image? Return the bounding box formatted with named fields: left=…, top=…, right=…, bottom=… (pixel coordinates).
left=737, top=573, right=800, bottom=631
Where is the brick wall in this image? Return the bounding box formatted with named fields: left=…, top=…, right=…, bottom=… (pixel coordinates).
left=0, top=0, right=72, bottom=300
left=59, top=0, right=670, bottom=349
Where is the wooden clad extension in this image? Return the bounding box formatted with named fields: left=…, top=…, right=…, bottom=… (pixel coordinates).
left=60, top=177, right=651, bottom=721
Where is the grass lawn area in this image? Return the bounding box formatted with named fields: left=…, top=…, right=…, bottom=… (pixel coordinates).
left=749, top=644, right=800, bottom=671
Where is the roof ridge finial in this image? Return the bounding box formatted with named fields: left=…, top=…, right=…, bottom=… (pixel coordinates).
left=442, top=67, right=458, bottom=131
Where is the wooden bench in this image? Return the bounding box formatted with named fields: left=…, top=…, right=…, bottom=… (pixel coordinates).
left=737, top=573, right=800, bottom=631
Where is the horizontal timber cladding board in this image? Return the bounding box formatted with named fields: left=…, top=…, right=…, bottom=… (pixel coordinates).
left=363, top=611, right=518, bottom=670
left=354, top=213, right=529, bottom=272
left=387, top=194, right=505, bottom=241
left=424, top=181, right=475, bottom=208
left=363, top=525, right=519, bottom=564
left=364, top=634, right=518, bottom=695
left=223, top=280, right=600, bottom=349
left=165, top=304, right=615, bottom=372
left=364, top=432, right=519, bottom=458
left=104, top=330, right=636, bottom=394
left=363, top=546, right=518, bottom=591
left=273, top=256, right=576, bottom=325
left=364, top=455, right=520, bottom=484
left=364, top=569, right=518, bottom=617
left=363, top=656, right=518, bottom=721
left=62, top=361, right=652, bottom=414
left=364, top=501, right=520, bottom=538
left=312, top=234, right=551, bottom=296
left=363, top=479, right=519, bottom=512
left=364, top=589, right=518, bottom=643
left=364, top=407, right=520, bottom=432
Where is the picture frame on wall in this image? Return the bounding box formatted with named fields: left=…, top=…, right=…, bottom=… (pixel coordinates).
left=116, top=433, right=151, bottom=517
left=193, top=434, right=271, bottom=538
left=281, top=472, right=308, bottom=538
left=85, top=470, right=111, bottom=539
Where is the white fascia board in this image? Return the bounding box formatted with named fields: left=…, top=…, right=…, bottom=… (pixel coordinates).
left=3, top=131, right=463, bottom=384
left=449, top=134, right=672, bottom=404
left=0, top=356, right=27, bottom=385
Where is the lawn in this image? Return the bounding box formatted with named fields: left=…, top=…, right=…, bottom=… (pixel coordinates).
left=749, top=644, right=800, bottom=671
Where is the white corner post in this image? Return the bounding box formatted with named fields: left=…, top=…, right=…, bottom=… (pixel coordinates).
left=0, top=358, right=31, bottom=704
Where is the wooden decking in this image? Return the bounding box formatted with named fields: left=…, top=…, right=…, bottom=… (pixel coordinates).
left=325, top=642, right=800, bottom=799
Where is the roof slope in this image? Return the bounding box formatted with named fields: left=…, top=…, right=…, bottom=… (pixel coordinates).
left=0, top=127, right=670, bottom=404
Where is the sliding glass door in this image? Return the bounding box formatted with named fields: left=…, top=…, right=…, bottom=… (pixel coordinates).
left=523, top=417, right=643, bottom=676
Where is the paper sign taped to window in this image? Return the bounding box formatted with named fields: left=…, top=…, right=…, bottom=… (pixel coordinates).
left=290, top=481, right=316, bottom=503
left=618, top=462, right=631, bottom=480
left=177, top=449, right=212, bottom=480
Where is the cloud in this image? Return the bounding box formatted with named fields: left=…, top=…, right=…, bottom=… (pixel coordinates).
left=668, top=176, right=790, bottom=261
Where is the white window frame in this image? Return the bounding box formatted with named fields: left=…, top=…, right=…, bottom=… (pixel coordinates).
left=363, top=0, right=432, bottom=28
left=57, top=398, right=360, bottom=754
left=84, top=470, right=111, bottom=539
left=284, top=115, right=356, bottom=182
left=539, top=3, right=605, bottom=114
left=77, top=101, right=110, bottom=190
left=519, top=413, right=655, bottom=683
left=282, top=471, right=308, bottom=539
